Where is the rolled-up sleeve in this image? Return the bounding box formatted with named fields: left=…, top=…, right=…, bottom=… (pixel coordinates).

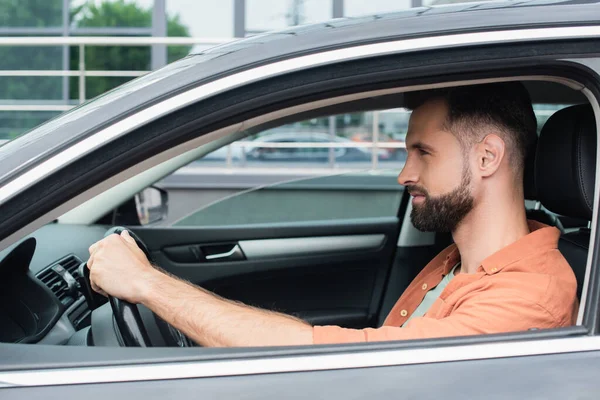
left=313, top=289, right=571, bottom=345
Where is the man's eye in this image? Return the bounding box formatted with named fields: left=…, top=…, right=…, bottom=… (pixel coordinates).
left=418, top=149, right=429, bottom=156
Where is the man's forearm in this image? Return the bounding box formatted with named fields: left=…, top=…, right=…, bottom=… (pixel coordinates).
left=140, top=269, right=314, bottom=347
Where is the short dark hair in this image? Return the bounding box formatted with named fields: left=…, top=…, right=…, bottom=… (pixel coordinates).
left=405, top=82, right=537, bottom=179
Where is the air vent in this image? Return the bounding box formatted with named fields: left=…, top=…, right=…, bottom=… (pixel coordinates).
left=61, top=255, right=81, bottom=276
left=37, top=255, right=83, bottom=307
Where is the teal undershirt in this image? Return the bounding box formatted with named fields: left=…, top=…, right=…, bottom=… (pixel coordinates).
left=401, top=263, right=460, bottom=327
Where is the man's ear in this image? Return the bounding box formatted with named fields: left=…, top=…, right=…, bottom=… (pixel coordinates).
left=476, top=134, right=505, bottom=177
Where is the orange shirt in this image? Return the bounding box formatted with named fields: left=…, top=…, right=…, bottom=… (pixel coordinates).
left=313, top=221, right=578, bottom=344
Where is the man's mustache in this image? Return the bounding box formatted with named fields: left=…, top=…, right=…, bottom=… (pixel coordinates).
left=406, top=185, right=429, bottom=198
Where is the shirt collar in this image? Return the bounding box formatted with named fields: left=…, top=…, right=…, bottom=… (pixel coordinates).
left=442, top=247, right=461, bottom=275
left=479, top=220, right=560, bottom=275
left=441, top=220, right=560, bottom=276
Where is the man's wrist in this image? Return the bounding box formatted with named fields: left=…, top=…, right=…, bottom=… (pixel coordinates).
left=136, top=266, right=164, bottom=305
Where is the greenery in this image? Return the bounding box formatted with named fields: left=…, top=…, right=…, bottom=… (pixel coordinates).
left=70, top=0, right=191, bottom=99
left=0, top=0, right=191, bottom=139
left=0, top=0, right=63, bottom=28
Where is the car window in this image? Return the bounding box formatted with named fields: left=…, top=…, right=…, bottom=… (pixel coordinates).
left=154, top=104, right=571, bottom=227
left=157, top=109, right=405, bottom=227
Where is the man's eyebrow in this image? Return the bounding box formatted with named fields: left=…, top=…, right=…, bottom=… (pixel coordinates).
left=409, top=141, right=436, bottom=152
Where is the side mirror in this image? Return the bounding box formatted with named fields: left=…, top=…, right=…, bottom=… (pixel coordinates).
left=134, top=186, right=168, bottom=225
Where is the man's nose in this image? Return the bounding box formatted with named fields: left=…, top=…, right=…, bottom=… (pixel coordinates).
left=397, top=161, right=418, bottom=187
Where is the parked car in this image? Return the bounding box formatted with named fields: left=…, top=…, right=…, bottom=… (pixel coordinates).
left=351, top=132, right=407, bottom=160
left=1, top=2, right=600, bottom=399
left=244, top=132, right=389, bottom=162
left=199, top=131, right=389, bottom=163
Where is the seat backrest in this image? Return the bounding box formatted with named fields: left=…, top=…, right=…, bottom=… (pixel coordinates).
left=535, top=104, right=596, bottom=299
left=559, top=229, right=591, bottom=299
left=523, top=134, right=564, bottom=231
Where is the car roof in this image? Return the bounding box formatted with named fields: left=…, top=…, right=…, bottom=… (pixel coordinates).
left=1, top=0, right=598, bottom=183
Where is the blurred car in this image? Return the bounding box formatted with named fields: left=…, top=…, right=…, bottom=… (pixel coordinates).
left=245, top=132, right=389, bottom=162
left=201, top=131, right=389, bottom=163
left=351, top=132, right=406, bottom=160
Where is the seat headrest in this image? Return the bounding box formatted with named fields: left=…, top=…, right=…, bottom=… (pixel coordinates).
left=535, top=104, right=596, bottom=220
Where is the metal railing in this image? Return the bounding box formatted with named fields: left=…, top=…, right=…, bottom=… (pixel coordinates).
left=0, top=37, right=562, bottom=171
left=0, top=36, right=233, bottom=109
left=0, top=36, right=409, bottom=170
left=223, top=139, right=407, bottom=170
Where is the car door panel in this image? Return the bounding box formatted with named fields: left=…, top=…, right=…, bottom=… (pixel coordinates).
left=132, top=217, right=399, bottom=328
left=3, top=350, right=600, bottom=399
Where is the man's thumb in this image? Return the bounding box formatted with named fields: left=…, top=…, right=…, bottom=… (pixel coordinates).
left=121, top=230, right=136, bottom=245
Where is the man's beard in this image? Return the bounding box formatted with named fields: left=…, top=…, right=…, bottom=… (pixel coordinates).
left=408, top=169, right=474, bottom=233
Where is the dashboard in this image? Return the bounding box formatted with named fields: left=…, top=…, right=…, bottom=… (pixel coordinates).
left=0, top=223, right=108, bottom=345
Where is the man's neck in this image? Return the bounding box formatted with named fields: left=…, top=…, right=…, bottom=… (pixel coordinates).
left=452, top=196, right=530, bottom=275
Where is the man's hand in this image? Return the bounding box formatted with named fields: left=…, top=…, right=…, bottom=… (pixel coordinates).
left=87, top=230, right=158, bottom=304
left=88, top=231, right=314, bottom=347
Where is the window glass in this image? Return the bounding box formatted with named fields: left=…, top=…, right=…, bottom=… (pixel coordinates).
left=159, top=108, right=408, bottom=227
left=154, top=103, right=572, bottom=227
left=193, top=110, right=409, bottom=170
left=170, top=170, right=403, bottom=226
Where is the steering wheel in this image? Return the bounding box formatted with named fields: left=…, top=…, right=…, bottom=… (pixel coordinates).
left=86, top=227, right=192, bottom=347
left=101, top=226, right=154, bottom=347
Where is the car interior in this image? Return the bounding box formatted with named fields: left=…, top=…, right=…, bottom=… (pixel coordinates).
left=0, top=78, right=596, bottom=348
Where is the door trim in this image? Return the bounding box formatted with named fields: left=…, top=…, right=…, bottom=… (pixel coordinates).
left=1, top=334, right=599, bottom=388
left=240, top=234, right=386, bottom=260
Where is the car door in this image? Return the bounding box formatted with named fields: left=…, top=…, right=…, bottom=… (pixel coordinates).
left=134, top=217, right=402, bottom=329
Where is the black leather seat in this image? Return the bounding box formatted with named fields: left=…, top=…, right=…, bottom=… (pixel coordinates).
left=523, top=137, right=565, bottom=231
left=535, top=104, right=596, bottom=300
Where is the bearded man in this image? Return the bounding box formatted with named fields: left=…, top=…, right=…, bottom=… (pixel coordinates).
left=86, top=82, right=578, bottom=346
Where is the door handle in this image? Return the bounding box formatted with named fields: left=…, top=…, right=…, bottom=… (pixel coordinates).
left=204, top=244, right=245, bottom=261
